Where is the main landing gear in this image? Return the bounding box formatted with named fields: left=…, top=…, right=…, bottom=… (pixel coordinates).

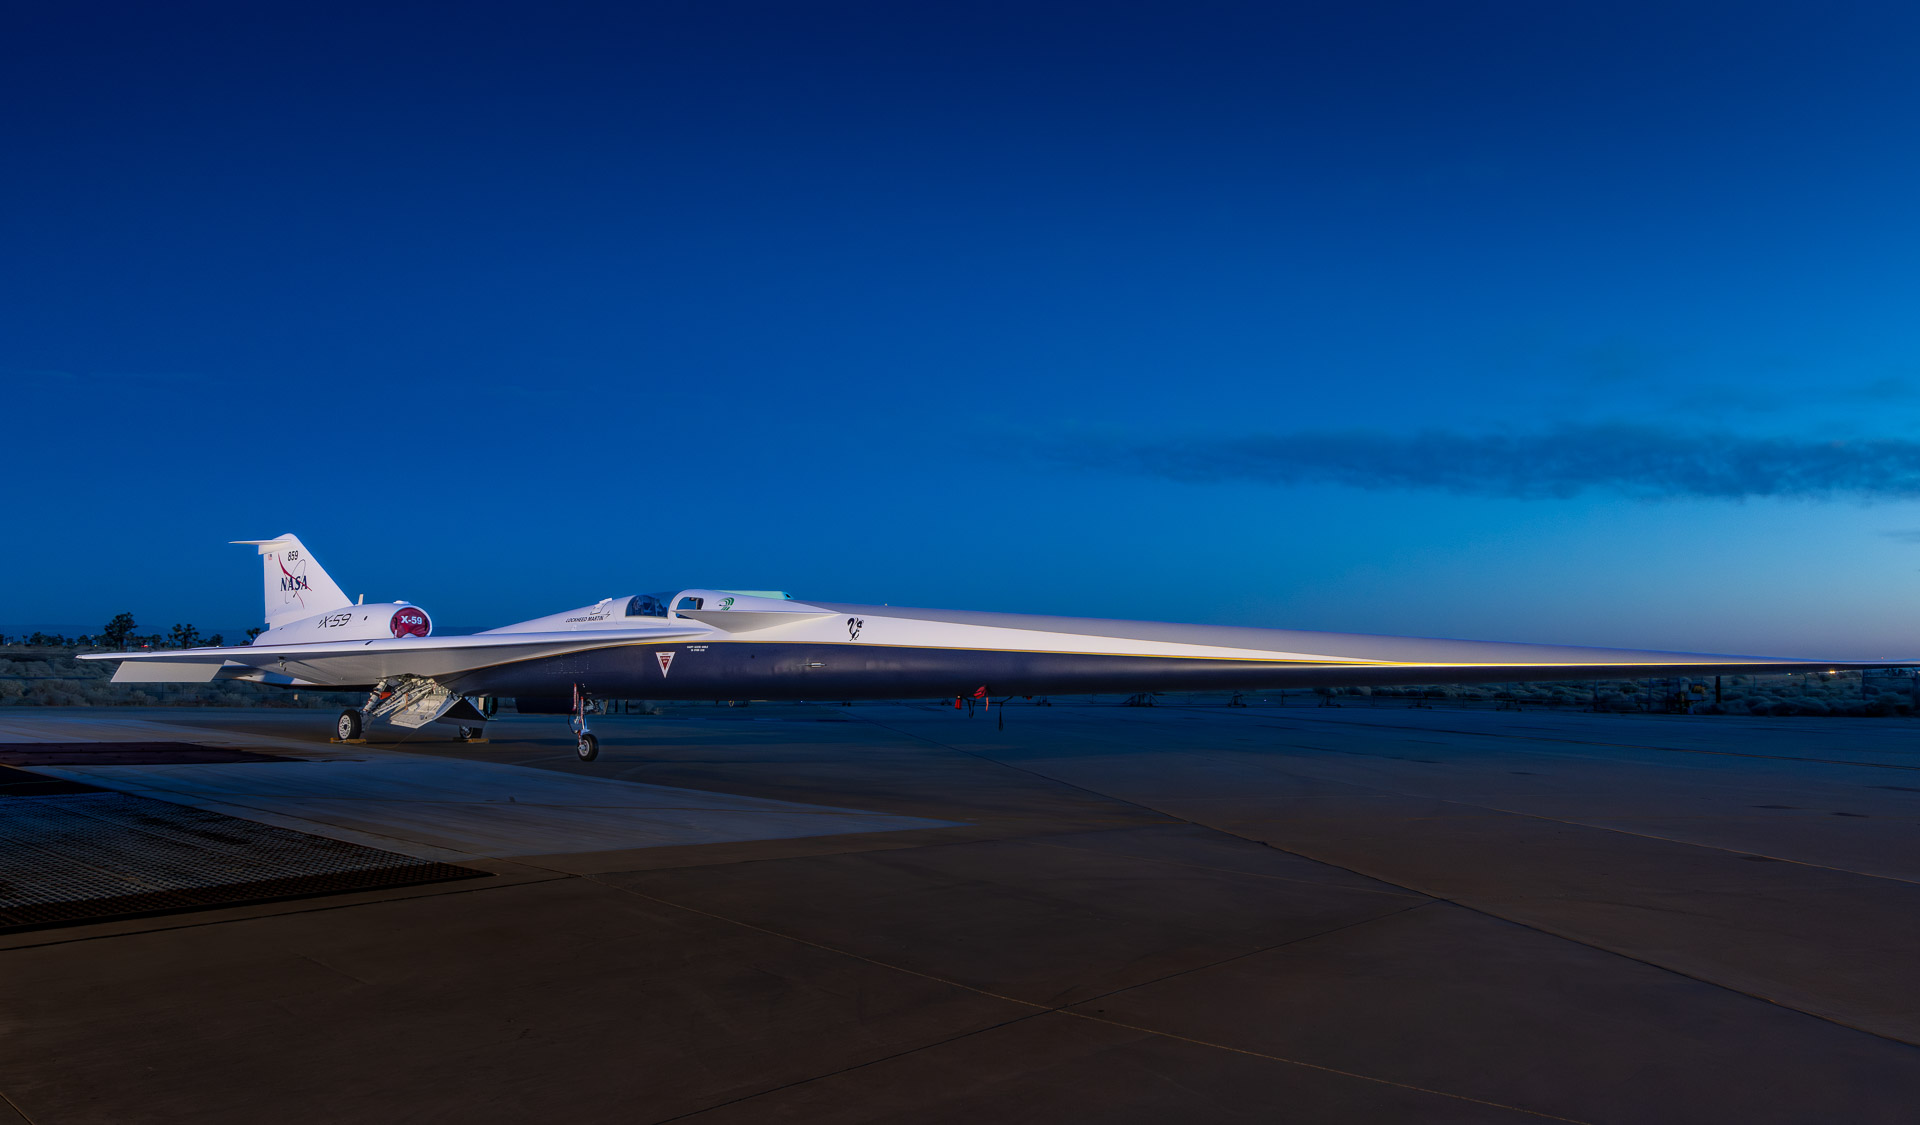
left=571, top=683, right=599, bottom=761
left=335, top=687, right=490, bottom=744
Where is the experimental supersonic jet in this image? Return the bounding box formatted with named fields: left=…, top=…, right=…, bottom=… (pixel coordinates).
left=82, top=535, right=1899, bottom=760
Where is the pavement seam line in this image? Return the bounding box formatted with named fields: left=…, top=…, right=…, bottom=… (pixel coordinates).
left=605, top=883, right=1588, bottom=1123
left=1022, top=837, right=1427, bottom=900
left=846, top=712, right=1212, bottom=819
left=1199, top=705, right=1920, bottom=772
left=648, top=1009, right=1061, bottom=1124
left=1177, top=736, right=1920, bottom=888
left=1058, top=1011, right=1590, bottom=1125
left=1055, top=899, right=1438, bottom=1012
left=856, top=709, right=1920, bottom=1052
left=1212, top=834, right=1920, bottom=1052
left=1405, top=794, right=1920, bottom=887
left=0, top=1085, right=39, bottom=1125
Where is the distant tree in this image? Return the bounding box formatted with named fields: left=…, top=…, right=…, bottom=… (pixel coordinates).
left=245, top=626, right=265, bottom=642
left=205, top=633, right=224, bottom=647
left=103, top=612, right=137, bottom=650
left=167, top=623, right=202, bottom=649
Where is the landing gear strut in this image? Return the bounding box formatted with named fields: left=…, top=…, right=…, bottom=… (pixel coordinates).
left=336, top=683, right=393, bottom=742
left=571, top=683, right=599, bottom=761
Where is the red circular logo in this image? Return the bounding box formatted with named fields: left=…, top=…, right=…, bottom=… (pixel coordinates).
left=390, top=608, right=431, bottom=638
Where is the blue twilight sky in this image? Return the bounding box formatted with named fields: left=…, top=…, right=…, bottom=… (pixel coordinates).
left=7, top=1, right=1920, bottom=657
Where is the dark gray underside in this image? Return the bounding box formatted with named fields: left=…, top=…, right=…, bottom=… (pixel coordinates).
left=448, top=641, right=1841, bottom=702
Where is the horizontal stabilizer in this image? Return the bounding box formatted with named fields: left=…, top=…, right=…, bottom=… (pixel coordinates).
left=111, top=660, right=225, bottom=684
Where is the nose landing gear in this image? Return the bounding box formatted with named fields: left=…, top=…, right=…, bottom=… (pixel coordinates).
left=571, top=683, right=600, bottom=761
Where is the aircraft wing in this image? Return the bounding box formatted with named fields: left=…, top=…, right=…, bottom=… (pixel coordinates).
left=79, top=627, right=708, bottom=687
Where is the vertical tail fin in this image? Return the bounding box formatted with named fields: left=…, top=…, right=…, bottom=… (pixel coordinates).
left=231, top=535, right=352, bottom=627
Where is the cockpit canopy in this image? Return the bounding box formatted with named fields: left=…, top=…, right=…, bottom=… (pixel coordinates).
left=625, top=594, right=669, bottom=618
left=627, top=590, right=793, bottom=619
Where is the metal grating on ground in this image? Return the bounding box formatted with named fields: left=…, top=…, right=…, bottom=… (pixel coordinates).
left=0, top=741, right=296, bottom=766
left=0, top=789, right=487, bottom=932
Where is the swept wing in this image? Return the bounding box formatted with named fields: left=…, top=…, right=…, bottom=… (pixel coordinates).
left=86, top=626, right=706, bottom=687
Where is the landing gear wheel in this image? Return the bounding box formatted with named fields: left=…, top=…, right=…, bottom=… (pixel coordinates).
left=576, top=733, right=599, bottom=762
left=337, top=710, right=363, bottom=740
left=456, top=726, right=480, bottom=741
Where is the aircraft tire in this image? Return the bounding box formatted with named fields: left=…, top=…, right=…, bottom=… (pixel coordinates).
left=337, top=710, right=363, bottom=740
left=576, top=733, right=599, bottom=762
left=456, top=726, right=481, bottom=741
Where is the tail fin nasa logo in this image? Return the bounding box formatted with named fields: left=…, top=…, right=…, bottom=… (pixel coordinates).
left=274, top=550, right=313, bottom=609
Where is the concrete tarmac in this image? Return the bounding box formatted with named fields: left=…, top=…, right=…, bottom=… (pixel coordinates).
left=2, top=702, right=1919, bottom=1123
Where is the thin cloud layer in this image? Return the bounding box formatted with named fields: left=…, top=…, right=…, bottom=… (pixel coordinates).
left=1058, top=426, right=1920, bottom=500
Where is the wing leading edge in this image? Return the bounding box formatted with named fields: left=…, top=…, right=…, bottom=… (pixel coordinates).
left=82, top=626, right=707, bottom=686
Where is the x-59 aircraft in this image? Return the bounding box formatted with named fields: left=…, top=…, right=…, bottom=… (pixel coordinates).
left=83, top=535, right=1900, bottom=761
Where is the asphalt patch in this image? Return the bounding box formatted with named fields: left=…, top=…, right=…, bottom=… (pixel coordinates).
left=0, top=764, right=101, bottom=797
left=0, top=741, right=297, bottom=766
